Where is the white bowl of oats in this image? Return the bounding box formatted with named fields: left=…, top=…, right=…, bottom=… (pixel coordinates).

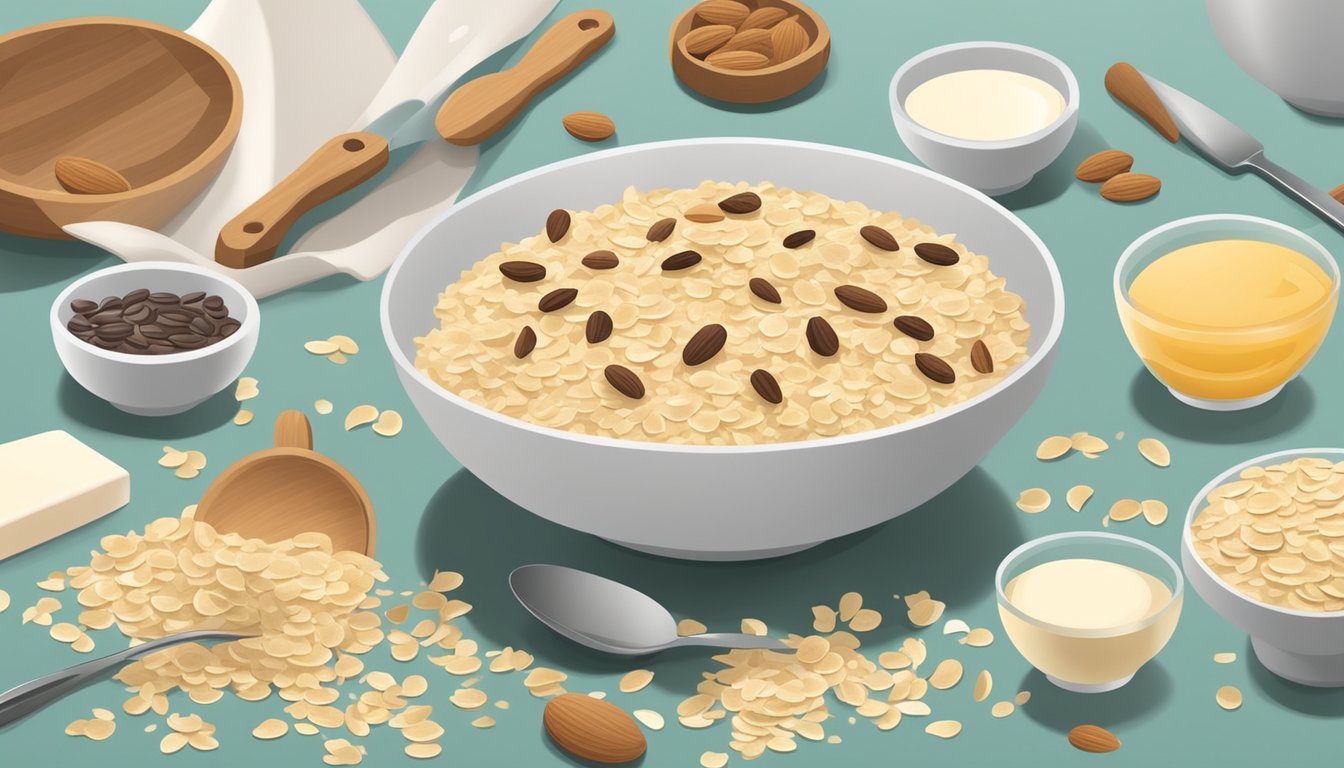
left=1185, top=448, right=1344, bottom=686
left=382, top=138, right=1063, bottom=560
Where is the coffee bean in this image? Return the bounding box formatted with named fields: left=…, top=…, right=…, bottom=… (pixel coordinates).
left=169, top=333, right=208, bottom=349
left=218, top=319, right=241, bottom=337
left=66, top=289, right=238, bottom=355
left=98, top=296, right=123, bottom=313
left=203, top=295, right=225, bottom=311
left=68, top=316, right=93, bottom=333
left=180, top=291, right=206, bottom=304
left=205, top=306, right=229, bottom=320
left=122, top=288, right=150, bottom=306
left=91, top=337, right=120, bottom=350
left=148, top=292, right=179, bottom=305
left=189, top=316, right=216, bottom=335
left=139, top=324, right=169, bottom=340
left=157, top=310, right=193, bottom=326
left=121, top=335, right=150, bottom=351
left=96, top=322, right=134, bottom=341
left=90, top=310, right=122, bottom=325
left=70, top=299, right=98, bottom=315
left=123, top=304, right=154, bottom=324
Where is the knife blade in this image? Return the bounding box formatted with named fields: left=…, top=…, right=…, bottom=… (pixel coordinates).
left=214, top=0, right=587, bottom=268
left=1128, top=69, right=1344, bottom=233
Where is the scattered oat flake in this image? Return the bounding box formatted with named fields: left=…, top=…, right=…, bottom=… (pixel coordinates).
left=1066, top=485, right=1094, bottom=512
left=450, top=688, right=488, bottom=709
left=1139, top=437, right=1170, bottom=467
left=233, top=409, right=254, bottom=426
left=315, top=399, right=334, bottom=415
left=991, top=701, right=1015, bottom=718
left=701, top=752, right=729, bottom=768
left=306, top=340, right=340, bottom=355
left=1214, top=652, right=1237, bottom=664
left=328, top=352, right=348, bottom=365
left=1072, top=433, right=1109, bottom=455
left=1142, top=499, right=1168, bottom=525
left=929, top=659, right=963, bottom=689
left=973, top=670, right=992, bottom=702
left=345, top=404, right=379, bottom=430
left=677, top=618, right=707, bottom=636
left=1036, top=435, right=1072, bottom=461
left=1016, top=488, right=1050, bottom=513
left=812, top=605, right=837, bottom=633
left=472, top=715, right=495, bottom=728
left=373, top=410, right=403, bottom=437
left=926, top=720, right=962, bottom=739
left=235, top=376, right=259, bottom=401
left=908, top=598, right=946, bottom=627
left=427, top=570, right=463, bottom=592
left=159, top=447, right=188, bottom=468
left=329, top=335, right=359, bottom=355
left=741, top=618, right=768, bottom=636
left=1109, top=499, right=1142, bottom=522
left=1216, top=685, right=1243, bottom=710
left=1015, top=690, right=1031, bottom=706
left=961, top=627, right=994, bottom=647
left=295, top=723, right=320, bottom=735
left=620, top=669, right=654, bottom=693
left=588, top=691, right=606, bottom=699
left=405, top=743, right=442, bottom=759
left=838, top=591, right=863, bottom=621
left=942, top=619, right=970, bottom=635
left=849, top=608, right=881, bottom=632
left=0, top=590, right=8, bottom=613
left=253, top=719, right=288, bottom=739
left=633, top=709, right=665, bottom=730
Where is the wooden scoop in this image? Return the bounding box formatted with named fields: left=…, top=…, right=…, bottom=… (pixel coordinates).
left=195, top=410, right=376, bottom=555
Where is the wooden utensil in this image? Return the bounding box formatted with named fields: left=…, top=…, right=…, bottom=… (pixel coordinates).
left=0, top=17, right=242, bottom=239
left=195, top=410, right=376, bottom=555
left=215, top=9, right=614, bottom=269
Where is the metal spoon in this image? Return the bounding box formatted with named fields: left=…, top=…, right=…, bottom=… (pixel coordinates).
left=509, top=564, right=789, bottom=655
left=0, top=630, right=251, bottom=729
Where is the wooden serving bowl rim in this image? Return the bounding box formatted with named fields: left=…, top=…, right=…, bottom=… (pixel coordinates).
left=0, top=16, right=244, bottom=205
left=669, top=0, right=830, bottom=78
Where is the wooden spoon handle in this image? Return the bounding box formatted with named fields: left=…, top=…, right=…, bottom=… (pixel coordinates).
left=435, top=10, right=615, bottom=146
left=274, top=410, right=313, bottom=451
left=215, top=132, right=390, bottom=268
left=1105, top=62, right=1180, bottom=143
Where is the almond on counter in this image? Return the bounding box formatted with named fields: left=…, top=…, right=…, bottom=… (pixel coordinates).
left=544, top=693, right=647, bottom=764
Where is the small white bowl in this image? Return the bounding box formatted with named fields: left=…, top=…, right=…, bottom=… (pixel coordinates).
left=889, top=42, right=1079, bottom=196
left=50, top=261, right=260, bottom=416
left=1183, top=448, right=1344, bottom=687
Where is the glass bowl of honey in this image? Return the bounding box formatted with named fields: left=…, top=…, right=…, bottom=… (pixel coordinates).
left=1115, top=214, right=1339, bottom=411
left=996, top=532, right=1183, bottom=693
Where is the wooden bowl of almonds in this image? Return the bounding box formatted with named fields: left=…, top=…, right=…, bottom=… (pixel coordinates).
left=670, top=0, right=830, bottom=104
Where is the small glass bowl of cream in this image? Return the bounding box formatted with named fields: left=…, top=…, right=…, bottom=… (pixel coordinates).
left=996, top=532, right=1183, bottom=693
left=889, top=41, right=1078, bottom=196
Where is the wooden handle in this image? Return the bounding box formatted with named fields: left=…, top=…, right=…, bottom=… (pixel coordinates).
left=435, top=10, right=615, bottom=146
left=215, top=132, right=390, bottom=268
left=1105, top=62, right=1180, bottom=143
left=274, top=410, right=313, bottom=451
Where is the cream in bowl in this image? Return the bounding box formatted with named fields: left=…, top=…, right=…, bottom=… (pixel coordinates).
left=1116, top=215, right=1339, bottom=411
left=996, top=532, right=1183, bottom=693
left=889, top=42, right=1078, bottom=196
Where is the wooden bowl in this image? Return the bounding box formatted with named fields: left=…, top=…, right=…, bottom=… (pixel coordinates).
left=669, top=0, right=830, bottom=104
left=0, top=17, right=243, bottom=239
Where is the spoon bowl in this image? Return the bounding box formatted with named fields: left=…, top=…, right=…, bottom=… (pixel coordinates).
left=196, top=410, right=375, bottom=554
left=509, top=564, right=788, bottom=655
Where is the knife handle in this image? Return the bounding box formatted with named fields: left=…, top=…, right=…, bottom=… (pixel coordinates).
left=435, top=9, right=615, bottom=146
left=1105, top=62, right=1180, bottom=143
left=215, top=132, right=390, bottom=268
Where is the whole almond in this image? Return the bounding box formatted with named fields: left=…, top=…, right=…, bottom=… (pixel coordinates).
left=971, top=340, right=994, bottom=373
left=806, top=316, right=839, bottom=357
left=544, top=693, right=647, bottom=763
left=683, top=323, right=728, bottom=366
left=561, top=111, right=616, bottom=142
left=538, top=288, right=578, bottom=312
left=834, top=285, right=887, bottom=313
left=582, top=250, right=619, bottom=269
left=1068, top=724, right=1120, bottom=753
left=647, top=217, right=677, bottom=242
left=1100, top=172, right=1161, bottom=202
left=915, top=352, right=956, bottom=384
left=692, top=0, right=750, bottom=27
left=684, top=203, right=725, bottom=223
left=1074, top=149, right=1133, bottom=182
left=499, top=260, right=546, bottom=282
left=750, top=369, right=783, bottom=404
left=894, top=315, right=935, bottom=341
left=914, top=242, right=960, bottom=266
left=54, top=156, right=131, bottom=195
left=681, top=24, right=736, bottom=57
left=1105, top=62, right=1179, bottom=143
left=603, top=365, right=646, bottom=400
left=661, top=250, right=703, bottom=271
left=705, top=49, right=770, bottom=70
left=718, top=191, right=762, bottom=213
left=860, top=224, right=900, bottom=251
left=740, top=6, right=789, bottom=30
left=586, top=311, right=613, bottom=344
left=719, top=28, right=773, bottom=58
left=546, top=209, right=570, bottom=242
left=749, top=277, right=782, bottom=303
left=783, top=229, right=815, bottom=248
left=769, top=15, right=809, bottom=64
left=514, top=326, right=537, bottom=359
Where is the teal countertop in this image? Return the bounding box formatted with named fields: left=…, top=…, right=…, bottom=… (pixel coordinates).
left=4, top=1, right=1344, bottom=765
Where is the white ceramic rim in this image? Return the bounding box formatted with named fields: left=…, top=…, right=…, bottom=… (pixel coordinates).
left=994, top=531, right=1184, bottom=639
left=49, top=260, right=260, bottom=365
left=381, top=137, right=1066, bottom=455
left=888, top=41, right=1080, bottom=151
left=1114, top=213, right=1342, bottom=335
left=1182, top=447, right=1344, bottom=619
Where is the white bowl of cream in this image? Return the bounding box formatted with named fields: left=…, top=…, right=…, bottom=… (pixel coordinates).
left=889, top=42, right=1079, bottom=196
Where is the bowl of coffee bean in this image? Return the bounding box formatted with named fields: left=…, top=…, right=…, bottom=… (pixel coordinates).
left=50, top=261, right=260, bottom=416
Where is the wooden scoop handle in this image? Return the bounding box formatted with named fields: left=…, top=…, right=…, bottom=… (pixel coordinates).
left=1105, top=62, right=1180, bottom=143
left=435, top=10, right=615, bottom=146
left=215, top=132, right=390, bottom=268
left=274, top=410, right=313, bottom=450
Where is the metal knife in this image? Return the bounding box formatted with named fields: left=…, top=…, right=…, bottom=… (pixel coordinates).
left=1121, top=67, right=1344, bottom=233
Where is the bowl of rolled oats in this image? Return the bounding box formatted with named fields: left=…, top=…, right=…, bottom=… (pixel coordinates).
left=382, top=138, right=1063, bottom=560
left=1185, top=448, right=1344, bottom=686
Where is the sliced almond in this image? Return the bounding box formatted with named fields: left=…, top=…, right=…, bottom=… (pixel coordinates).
left=345, top=404, right=379, bottom=431
left=1016, top=488, right=1051, bottom=514
left=1036, top=435, right=1072, bottom=460
left=1066, top=485, right=1094, bottom=512
left=1139, top=437, right=1171, bottom=467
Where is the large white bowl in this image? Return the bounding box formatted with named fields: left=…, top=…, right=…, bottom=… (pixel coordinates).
left=382, top=139, right=1064, bottom=560
left=1183, top=448, right=1344, bottom=686
left=1208, top=0, right=1344, bottom=116
left=50, top=261, right=260, bottom=416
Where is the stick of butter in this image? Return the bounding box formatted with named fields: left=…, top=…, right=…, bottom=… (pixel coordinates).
left=0, top=431, right=129, bottom=561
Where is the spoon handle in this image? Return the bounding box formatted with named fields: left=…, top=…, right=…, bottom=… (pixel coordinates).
left=0, top=630, right=248, bottom=730
left=674, top=633, right=791, bottom=651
